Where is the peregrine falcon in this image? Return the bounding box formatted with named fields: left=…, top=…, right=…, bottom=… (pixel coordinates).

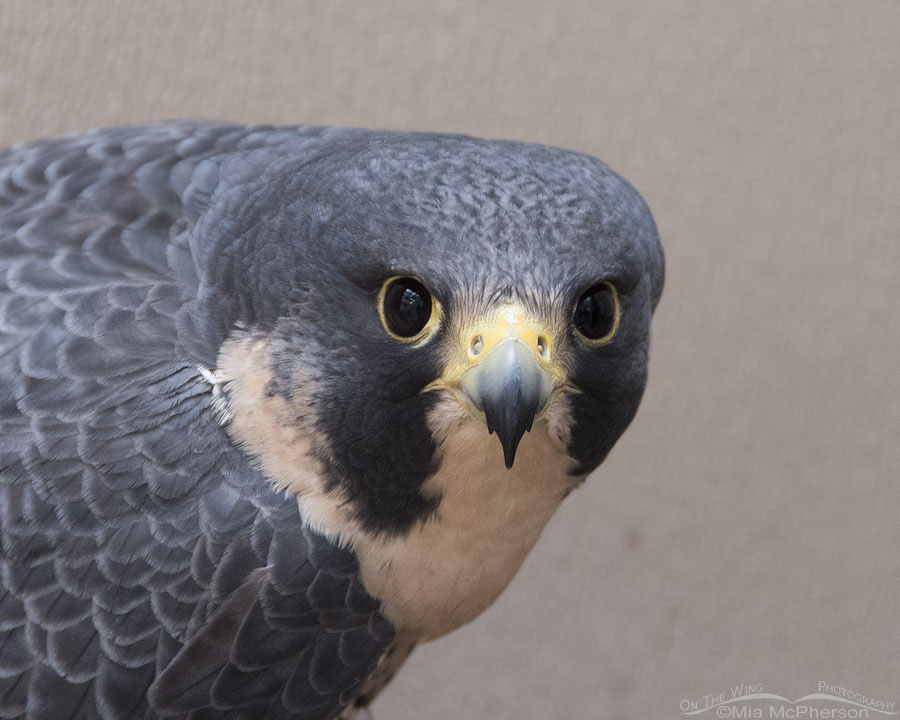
left=0, top=122, right=664, bottom=719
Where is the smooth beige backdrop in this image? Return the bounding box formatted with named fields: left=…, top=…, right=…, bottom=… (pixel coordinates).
left=2, top=2, right=898, bottom=718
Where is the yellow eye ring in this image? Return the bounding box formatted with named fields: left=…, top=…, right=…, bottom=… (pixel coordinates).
left=572, top=281, right=620, bottom=346
left=378, top=276, right=443, bottom=346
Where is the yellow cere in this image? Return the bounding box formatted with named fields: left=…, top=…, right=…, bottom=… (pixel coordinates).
left=426, top=303, right=566, bottom=392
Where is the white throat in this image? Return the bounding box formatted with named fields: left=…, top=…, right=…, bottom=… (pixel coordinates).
left=353, top=397, right=578, bottom=640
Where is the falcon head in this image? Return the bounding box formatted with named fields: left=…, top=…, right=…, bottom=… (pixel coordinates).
left=204, top=129, right=663, bottom=535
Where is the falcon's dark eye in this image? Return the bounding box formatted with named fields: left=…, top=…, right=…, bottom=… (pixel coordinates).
left=379, top=277, right=437, bottom=342
left=573, top=282, right=620, bottom=344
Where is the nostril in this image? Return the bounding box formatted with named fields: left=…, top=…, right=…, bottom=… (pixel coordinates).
left=537, top=336, right=548, bottom=357
left=471, top=335, right=484, bottom=356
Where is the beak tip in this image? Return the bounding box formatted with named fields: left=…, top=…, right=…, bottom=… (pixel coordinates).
left=499, top=434, right=523, bottom=469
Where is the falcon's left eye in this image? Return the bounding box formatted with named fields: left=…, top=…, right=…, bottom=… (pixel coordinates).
left=379, top=277, right=440, bottom=343
left=573, top=281, right=620, bottom=345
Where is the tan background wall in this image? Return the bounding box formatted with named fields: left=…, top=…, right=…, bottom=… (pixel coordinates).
left=2, top=2, right=898, bottom=718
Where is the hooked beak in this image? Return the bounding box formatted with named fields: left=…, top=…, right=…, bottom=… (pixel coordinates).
left=425, top=304, right=562, bottom=468
left=459, top=338, right=555, bottom=467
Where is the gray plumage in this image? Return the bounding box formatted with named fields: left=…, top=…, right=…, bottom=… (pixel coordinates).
left=0, top=123, right=395, bottom=720
left=0, top=122, right=663, bottom=719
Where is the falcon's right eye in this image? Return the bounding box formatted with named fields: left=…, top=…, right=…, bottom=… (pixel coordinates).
left=379, top=277, right=439, bottom=343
